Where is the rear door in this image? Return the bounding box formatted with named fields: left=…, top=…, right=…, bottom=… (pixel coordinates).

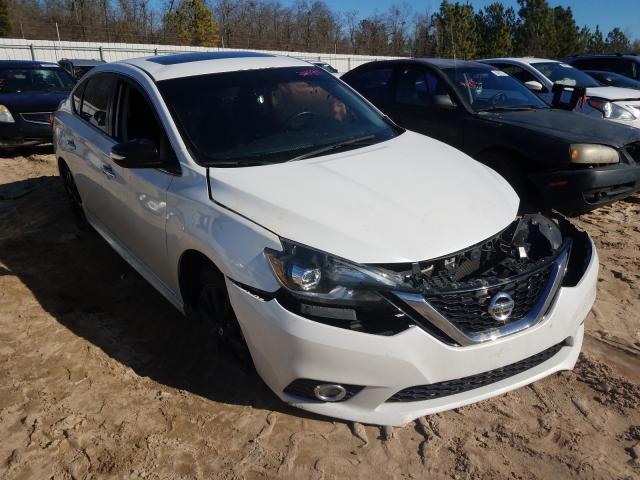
left=385, top=64, right=465, bottom=148
left=67, top=73, right=123, bottom=236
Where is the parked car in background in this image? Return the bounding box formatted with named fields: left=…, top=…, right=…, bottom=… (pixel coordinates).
left=0, top=60, right=74, bottom=148
left=342, top=58, right=640, bottom=215
left=54, top=51, right=598, bottom=426
left=566, top=53, right=640, bottom=82
left=584, top=70, right=640, bottom=90
left=480, top=58, right=640, bottom=130
left=58, top=58, right=105, bottom=80
left=312, top=61, right=340, bottom=75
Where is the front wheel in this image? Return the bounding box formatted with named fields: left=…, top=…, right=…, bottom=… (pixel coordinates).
left=190, top=269, right=252, bottom=366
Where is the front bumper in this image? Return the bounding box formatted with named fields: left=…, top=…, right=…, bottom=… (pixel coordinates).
left=227, top=242, right=598, bottom=426
left=0, top=118, right=52, bottom=147
left=529, top=162, right=640, bottom=215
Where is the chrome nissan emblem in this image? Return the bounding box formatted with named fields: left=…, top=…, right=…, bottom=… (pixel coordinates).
left=488, top=292, right=515, bottom=322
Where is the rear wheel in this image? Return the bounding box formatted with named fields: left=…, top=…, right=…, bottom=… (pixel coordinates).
left=189, top=268, right=252, bottom=366
left=59, top=161, right=92, bottom=231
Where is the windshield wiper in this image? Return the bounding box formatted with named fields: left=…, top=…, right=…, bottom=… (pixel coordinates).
left=479, top=104, right=546, bottom=112
left=286, top=134, right=377, bottom=162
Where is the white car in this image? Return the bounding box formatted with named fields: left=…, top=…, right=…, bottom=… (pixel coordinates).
left=53, top=51, right=598, bottom=426
left=481, top=57, right=640, bottom=129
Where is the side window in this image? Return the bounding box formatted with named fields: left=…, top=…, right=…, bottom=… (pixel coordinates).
left=395, top=67, right=451, bottom=107
left=497, top=64, right=538, bottom=84
left=72, top=80, right=86, bottom=113
left=615, top=60, right=636, bottom=79
left=347, top=68, right=393, bottom=106
left=118, top=84, right=163, bottom=145
left=80, top=74, right=117, bottom=134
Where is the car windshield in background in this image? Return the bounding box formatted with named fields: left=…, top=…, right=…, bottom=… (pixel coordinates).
left=587, top=71, right=640, bottom=90
left=443, top=66, right=548, bottom=112
left=158, top=67, right=398, bottom=166
left=0, top=67, right=75, bottom=93
left=532, top=62, right=600, bottom=88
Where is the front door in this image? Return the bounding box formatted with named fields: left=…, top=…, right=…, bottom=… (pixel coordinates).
left=386, top=65, right=465, bottom=149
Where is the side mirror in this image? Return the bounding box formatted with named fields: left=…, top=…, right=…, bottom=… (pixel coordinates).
left=111, top=139, right=163, bottom=168
left=94, top=110, right=107, bottom=126
left=524, top=80, right=544, bottom=92
left=433, top=94, right=457, bottom=109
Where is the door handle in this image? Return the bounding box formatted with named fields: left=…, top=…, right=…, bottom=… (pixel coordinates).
left=101, top=163, right=116, bottom=179
left=66, top=139, right=76, bottom=150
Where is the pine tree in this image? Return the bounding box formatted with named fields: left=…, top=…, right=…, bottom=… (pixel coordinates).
left=434, top=1, right=477, bottom=60
left=0, top=0, right=11, bottom=38
left=605, top=27, right=631, bottom=53
left=164, top=0, right=219, bottom=47
left=590, top=25, right=606, bottom=53
left=552, top=6, right=579, bottom=59
left=476, top=3, right=514, bottom=58
left=514, top=0, right=556, bottom=57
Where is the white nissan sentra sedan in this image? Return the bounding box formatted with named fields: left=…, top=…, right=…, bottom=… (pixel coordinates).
left=53, top=52, right=598, bottom=426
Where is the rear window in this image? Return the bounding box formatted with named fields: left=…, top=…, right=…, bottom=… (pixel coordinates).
left=0, top=67, right=74, bottom=93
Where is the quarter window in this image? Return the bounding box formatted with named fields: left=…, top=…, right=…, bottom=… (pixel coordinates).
left=80, top=75, right=117, bottom=134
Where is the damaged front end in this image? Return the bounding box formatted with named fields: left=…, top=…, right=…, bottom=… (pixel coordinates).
left=389, top=214, right=592, bottom=346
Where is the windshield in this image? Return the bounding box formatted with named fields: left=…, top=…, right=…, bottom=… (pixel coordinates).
left=532, top=62, right=600, bottom=88
left=588, top=71, right=640, bottom=90
left=0, top=67, right=75, bottom=93
left=158, top=66, right=399, bottom=166
left=443, top=66, right=547, bottom=112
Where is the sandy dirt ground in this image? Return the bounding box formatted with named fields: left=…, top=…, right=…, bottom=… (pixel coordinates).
left=0, top=149, right=639, bottom=480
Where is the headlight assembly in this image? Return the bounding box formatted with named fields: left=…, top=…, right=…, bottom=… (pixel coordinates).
left=570, top=144, right=619, bottom=165
left=587, top=98, right=637, bottom=121
left=265, top=240, right=413, bottom=306
left=0, top=105, right=15, bottom=123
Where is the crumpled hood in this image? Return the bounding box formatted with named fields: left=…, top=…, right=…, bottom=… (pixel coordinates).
left=482, top=108, right=640, bottom=147
left=0, top=92, right=69, bottom=112
left=207, top=132, right=519, bottom=264
left=586, top=86, right=640, bottom=101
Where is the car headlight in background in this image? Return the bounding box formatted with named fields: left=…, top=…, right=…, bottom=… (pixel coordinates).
left=0, top=105, right=15, bottom=123
left=265, top=240, right=412, bottom=306
left=587, top=98, right=637, bottom=121
left=570, top=144, right=619, bottom=165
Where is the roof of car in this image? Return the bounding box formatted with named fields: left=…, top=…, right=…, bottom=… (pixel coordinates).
left=119, top=51, right=312, bottom=81
left=480, top=57, right=558, bottom=65
left=352, top=57, right=493, bottom=70
left=61, top=58, right=105, bottom=66
left=568, top=53, right=640, bottom=60
left=0, top=60, right=60, bottom=68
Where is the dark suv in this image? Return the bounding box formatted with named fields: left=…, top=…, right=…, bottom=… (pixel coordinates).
left=567, top=54, right=640, bottom=82
left=342, top=58, right=640, bottom=215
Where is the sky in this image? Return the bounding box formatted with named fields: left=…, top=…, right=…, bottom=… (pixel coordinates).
left=316, top=0, right=640, bottom=40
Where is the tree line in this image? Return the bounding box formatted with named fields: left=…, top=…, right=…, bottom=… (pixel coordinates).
left=2, top=0, right=639, bottom=58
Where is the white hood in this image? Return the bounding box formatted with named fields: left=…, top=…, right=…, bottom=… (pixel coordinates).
left=208, top=132, right=519, bottom=264
left=586, top=86, right=640, bottom=101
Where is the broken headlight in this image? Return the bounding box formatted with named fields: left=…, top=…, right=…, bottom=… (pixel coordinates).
left=265, top=241, right=415, bottom=334
left=265, top=240, right=413, bottom=305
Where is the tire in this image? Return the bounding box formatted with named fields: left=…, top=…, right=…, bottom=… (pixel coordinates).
left=59, top=162, right=92, bottom=232
left=478, top=152, right=543, bottom=214
left=189, top=268, right=252, bottom=366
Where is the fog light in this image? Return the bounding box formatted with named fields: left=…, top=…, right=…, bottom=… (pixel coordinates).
left=314, top=384, right=347, bottom=402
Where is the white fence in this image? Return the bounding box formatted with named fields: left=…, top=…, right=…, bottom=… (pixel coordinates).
left=0, top=38, right=403, bottom=73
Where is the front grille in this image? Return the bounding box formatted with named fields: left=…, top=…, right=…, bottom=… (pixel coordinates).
left=387, top=341, right=565, bottom=402
left=283, top=379, right=364, bottom=402
left=424, top=262, right=554, bottom=334
left=20, top=112, right=52, bottom=124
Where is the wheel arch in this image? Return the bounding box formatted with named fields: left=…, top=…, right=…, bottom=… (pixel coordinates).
left=178, top=249, right=225, bottom=308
